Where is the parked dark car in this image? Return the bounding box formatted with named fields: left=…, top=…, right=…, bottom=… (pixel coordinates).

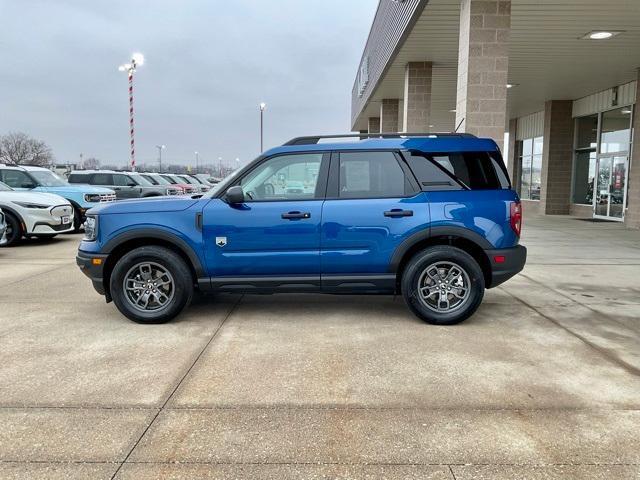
left=68, top=170, right=182, bottom=199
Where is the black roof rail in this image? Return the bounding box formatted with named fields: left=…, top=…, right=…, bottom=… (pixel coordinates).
left=283, top=132, right=477, bottom=146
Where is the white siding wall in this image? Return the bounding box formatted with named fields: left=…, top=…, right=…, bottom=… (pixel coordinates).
left=516, top=111, right=544, bottom=140
left=572, top=81, right=637, bottom=118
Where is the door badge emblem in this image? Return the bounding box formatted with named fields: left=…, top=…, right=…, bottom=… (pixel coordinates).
left=215, top=237, right=227, bottom=247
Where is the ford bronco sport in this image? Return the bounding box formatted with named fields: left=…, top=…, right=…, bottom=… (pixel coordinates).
left=76, top=134, right=526, bottom=325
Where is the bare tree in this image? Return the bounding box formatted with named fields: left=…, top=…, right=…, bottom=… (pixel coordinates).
left=83, top=157, right=100, bottom=170
left=0, top=132, right=54, bottom=166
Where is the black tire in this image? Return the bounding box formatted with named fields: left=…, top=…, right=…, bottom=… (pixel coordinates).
left=401, top=246, right=485, bottom=325
left=72, top=207, right=83, bottom=232
left=109, top=246, right=194, bottom=324
left=2, top=213, right=23, bottom=247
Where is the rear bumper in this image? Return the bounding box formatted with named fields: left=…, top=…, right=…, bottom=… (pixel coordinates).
left=76, top=250, right=108, bottom=296
left=485, top=245, right=527, bottom=288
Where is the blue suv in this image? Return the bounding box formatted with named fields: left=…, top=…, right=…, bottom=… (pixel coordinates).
left=76, top=134, right=526, bottom=325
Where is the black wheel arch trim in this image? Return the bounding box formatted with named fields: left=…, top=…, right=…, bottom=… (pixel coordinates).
left=388, top=225, right=494, bottom=273
left=101, top=228, right=206, bottom=278
left=0, top=205, right=25, bottom=227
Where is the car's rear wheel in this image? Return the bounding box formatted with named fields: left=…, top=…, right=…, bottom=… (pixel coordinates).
left=2, top=213, right=23, bottom=247
left=110, top=246, right=193, bottom=324
left=401, top=246, right=485, bottom=325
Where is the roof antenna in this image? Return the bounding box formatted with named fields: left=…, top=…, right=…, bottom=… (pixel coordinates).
left=454, top=117, right=464, bottom=133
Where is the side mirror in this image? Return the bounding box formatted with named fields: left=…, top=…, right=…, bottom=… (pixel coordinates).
left=224, top=185, right=245, bottom=204
left=21, top=182, right=36, bottom=189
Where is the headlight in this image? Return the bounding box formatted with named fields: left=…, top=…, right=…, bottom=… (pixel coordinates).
left=14, top=201, right=49, bottom=209
left=84, top=193, right=102, bottom=202
left=84, top=216, right=98, bottom=241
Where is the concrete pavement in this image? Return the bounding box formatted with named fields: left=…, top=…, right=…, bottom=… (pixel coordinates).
left=0, top=214, right=639, bottom=479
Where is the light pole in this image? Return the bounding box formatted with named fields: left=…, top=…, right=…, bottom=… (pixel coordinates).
left=218, top=156, right=223, bottom=177
left=118, top=52, right=145, bottom=171
left=195, top=151, right=199, bottom=174
left=259, top=102, right=266, bottom=153
left=156, top=145, right=165, bottom=172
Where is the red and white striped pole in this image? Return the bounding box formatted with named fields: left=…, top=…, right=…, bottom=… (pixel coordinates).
left=119, top=53, right=144, bottom=172
left=128, top=68, right=135, bottom=171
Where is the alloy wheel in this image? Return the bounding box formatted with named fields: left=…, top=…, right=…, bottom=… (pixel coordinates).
left=417, top=261, right=471, bottom=313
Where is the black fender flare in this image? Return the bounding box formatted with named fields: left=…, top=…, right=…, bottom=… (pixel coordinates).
left=102, top=228, right=206, bottom=278
left=0, top=205, right=26, bottom=231
left=388, top=226, right=493, bottom=273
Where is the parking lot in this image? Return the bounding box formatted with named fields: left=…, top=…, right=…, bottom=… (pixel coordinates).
left=0, top=214, right=639, bottom=479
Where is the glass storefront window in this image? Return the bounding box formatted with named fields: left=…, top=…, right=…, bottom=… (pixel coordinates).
left=519, top=136, right=543, bottom=200
left=572, top=115, right=598, bottom=205
left=572, top=151, right=596, bottom=204
left=600, top=107, right=632, bottom=154
left=575, top=115, right=598, bottom=149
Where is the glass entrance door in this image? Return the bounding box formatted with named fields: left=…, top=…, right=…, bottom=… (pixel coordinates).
left=593, top=155, right=628, bottom=220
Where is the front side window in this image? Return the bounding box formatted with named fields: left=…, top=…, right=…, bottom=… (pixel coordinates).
left=240, top=153, right=322, bottom=201
left=113, top=174, right=136, bottom=187
left=519, top=136, right=543, bottom=200
left=338, top=151, right=408, bottom=198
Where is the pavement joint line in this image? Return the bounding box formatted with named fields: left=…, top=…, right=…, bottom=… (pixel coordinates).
left=501, top=288, right=640, bottom=378
left=518, top=272, right=640, bottom=329
left=3, top=405, right=640, bottom=412
left=0, top=263, right=69, bottom=289
left=108, top=294, right=244, bottom=480
left=449, top=465, right=458, bottom=479
left=3, top=460, right=640, bottom=467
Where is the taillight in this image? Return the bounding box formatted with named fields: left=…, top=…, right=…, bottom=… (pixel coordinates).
left=510, top=201, right=522, bottom=236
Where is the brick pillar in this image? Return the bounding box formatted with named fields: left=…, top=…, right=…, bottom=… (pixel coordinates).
left=539, top=100, right=574, bottom=215
left=380, top=99, right=400, bottom=133
left=368, top=117, right=380, bottom=134
left=507, top=118, right=521, bottom=191
left=455, top=0, right=510, bottom=150
left=626, top=70, right=640, bottom=228
left=403, top=62, right=432, bottom=132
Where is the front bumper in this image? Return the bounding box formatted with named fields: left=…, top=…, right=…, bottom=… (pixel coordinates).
left=76, top=250, right=109, bottom=296
left=485, top=245, right=527, bottom=288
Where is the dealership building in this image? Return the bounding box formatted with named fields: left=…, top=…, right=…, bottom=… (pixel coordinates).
left=351, top=0, right=640, bottom=227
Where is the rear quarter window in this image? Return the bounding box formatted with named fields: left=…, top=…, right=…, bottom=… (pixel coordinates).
left=68, top=173, right=90, bottom=184
left=406, top=151, right=510, bottom=190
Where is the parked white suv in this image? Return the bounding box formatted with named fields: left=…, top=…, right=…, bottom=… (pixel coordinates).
left=0, top=181, right=74, bottom=246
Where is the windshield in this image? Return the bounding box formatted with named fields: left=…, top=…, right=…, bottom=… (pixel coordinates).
left=30, top=170, right=67, bottom=187
left=0, top=181, right=13, bottom=191
left=161, top=175, right=178, bottom=184
left=180, top=176, right=198, bottom=185
left=148, top=174, right=170, bottom=185
left=129, top=173, right=153, bottom=186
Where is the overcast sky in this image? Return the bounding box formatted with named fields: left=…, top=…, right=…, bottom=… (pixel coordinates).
left=0, top=0, right=375, bottom=169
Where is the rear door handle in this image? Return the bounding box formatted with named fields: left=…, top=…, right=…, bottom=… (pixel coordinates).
left=384, top=209, right=413, bottom=218
left=281, top=211, right=311, bottom=220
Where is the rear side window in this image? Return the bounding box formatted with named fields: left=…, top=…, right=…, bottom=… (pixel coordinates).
left=338, top=152, right=412, bottom=198
left=68, top=173, right=90, bottom=184
left=407, top=151, right=509, bottom=190
left=91, top=173, right=113, bottom=185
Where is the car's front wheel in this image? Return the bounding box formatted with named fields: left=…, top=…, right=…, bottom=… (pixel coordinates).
left=2, top=213, right=23, bottom=247
left=401, top=246, right=485, bottom=325
left=110, top=246, right=194, bottom=323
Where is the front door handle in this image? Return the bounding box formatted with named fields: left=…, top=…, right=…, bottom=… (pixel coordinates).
left=281, top=211, right=311, bottom=220
left=384, top=209, right=413, bottom=218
